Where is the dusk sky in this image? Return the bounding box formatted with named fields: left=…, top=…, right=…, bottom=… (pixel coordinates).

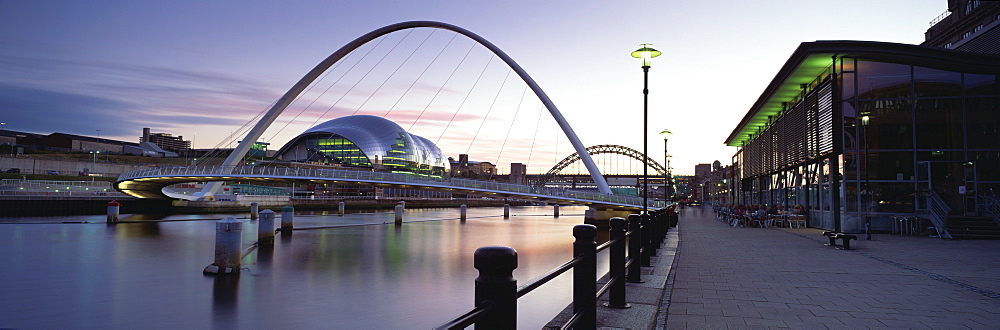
left=0, top=0, right=944, bottom=175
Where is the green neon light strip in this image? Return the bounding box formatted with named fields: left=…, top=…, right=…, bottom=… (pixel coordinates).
left=727, top=53, right=834, bottom=146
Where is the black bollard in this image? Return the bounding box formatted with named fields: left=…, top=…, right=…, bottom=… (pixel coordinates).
left=641, top=213, right=653, bottom=265
left=626, top=214, right=643, bottom=283
left=605, top=218, right=630, bottom=309
left=474, top=246, right=518, bottom=329
left=573, top=224, right=597, bottom=329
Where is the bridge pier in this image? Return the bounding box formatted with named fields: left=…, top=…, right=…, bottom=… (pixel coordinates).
left=584, top=207, right=634, bottom=228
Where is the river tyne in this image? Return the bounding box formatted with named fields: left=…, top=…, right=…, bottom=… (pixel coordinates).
left=0, top=205, right=611, bottom=329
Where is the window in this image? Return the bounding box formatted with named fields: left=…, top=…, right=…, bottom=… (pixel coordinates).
left=975, top=24, right=983, bottom=33
left=963, top=31, right=971, bottom=39
left=944, top=43, right=952, bottom=49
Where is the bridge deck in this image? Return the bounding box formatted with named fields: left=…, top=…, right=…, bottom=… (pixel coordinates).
left=115, top=166, right=664, bottom=210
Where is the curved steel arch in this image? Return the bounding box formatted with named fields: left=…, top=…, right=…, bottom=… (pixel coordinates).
left=535, top=144, right=666, bottom=186
left=197, top=20, right=611, bottom=200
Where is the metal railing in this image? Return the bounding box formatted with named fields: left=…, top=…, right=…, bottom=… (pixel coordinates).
left=918, top=190, right=954, bottom=239
left=117, top=166, right=665, bottom=208
left=0, top=179, right=124, bottom=197
left=435, top=208, right=675, bottom=329
left=929, top=9, right=951, bottom=27
left=981, top=193, right=1000, bottom=225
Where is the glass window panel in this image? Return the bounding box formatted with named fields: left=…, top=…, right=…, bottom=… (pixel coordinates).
left=915, top=99, right=963, bottom=149
left=965, top=73, right=999, bottom=96
left=870, top=182, right=915, bottom=213
left=841, top=72, right=855, bottom=100
left=913, top=66, right=962, bottom=97
left=866, top=151, right=914, bottom=181
left=967, top=97, right=1000, bottom=149
left=857, top=100, right=912, bottom=149
left=856, top=60, right=911, bottom=99
left=971, top=151, right=1000, bottom=181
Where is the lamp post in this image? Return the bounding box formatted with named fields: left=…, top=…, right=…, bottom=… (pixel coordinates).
left=660, top=129, right=672, bottom=203
left=632, top=44, right=661, bottom=213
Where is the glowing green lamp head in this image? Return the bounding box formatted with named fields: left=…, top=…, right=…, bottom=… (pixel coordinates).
left=631, top=44, right=662, bottom=67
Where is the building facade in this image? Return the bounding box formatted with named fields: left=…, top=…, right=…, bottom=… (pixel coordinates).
left=923, top=0, right=1000, bottom=54
left=141, top=128, right=191, bottom=152
left=725, top=41, right=1000, bottom=234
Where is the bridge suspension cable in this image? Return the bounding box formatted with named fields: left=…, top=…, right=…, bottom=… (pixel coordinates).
left=194, top=21, right=612, bottom=199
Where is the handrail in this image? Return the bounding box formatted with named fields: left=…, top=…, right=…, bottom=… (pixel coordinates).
left=436, top=207, right=676, bottom=329
left=516, top=257, right=582, bottom=299
left=433, top=301, right=495, bottom=330
left=920, top=190, right=954, bottom=239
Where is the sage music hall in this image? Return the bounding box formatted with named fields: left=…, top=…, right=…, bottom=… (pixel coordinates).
left=723, top=40, right=1000, bottom=236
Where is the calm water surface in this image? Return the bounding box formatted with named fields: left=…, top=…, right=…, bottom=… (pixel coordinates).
left=0, top=205, right=610, bottom=329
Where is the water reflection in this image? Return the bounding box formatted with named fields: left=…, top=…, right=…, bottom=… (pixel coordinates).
left=0, top=206, right=604, bottom=328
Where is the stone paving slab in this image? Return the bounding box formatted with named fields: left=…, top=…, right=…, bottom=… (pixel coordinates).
left=663, top=206, right=1000, bottom=329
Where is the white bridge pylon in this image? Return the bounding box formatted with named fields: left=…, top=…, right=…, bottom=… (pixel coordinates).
left=196, top=20, right=612, bottom=200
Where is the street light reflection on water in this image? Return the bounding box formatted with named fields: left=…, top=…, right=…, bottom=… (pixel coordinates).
left=0, top=205, right=610, bottom=328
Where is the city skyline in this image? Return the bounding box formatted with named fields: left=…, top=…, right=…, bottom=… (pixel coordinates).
left=0, top=0, right=943, bottom=175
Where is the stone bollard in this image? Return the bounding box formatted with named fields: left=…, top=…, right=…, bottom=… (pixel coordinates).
left=204, top=217, right=243, bottom=275
left=474, top=246, right=518, bottom=329
left=106, top=200, right=120, bottom=223
left=573, top=224, right=598, bottom=328
left=395, top=204, right=403, bottom=225
left=626, top=214, right=643, bottom=283
left=258, top=209, right=275, bottom=244
left=338, top=201, right=345, bottom=216
left=460, top=204, right=467, bottom=221
left=605, top=217, right=630, bottom=309
left=250, top=202, right=259, bottom=220
left=553, top=204, right=560, bottom=218
left=280, top=206, right=294, bottom=232
left=503, top=204, right=510, bottom=218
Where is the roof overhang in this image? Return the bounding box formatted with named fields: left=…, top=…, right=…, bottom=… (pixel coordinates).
left=725, top=40, right=1000, bottom=146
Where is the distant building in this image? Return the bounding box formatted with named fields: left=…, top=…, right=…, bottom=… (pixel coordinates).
left=39, top=133, right=135, bottom=154
left=449, top=154, right=496, bottom=179
left=141, top=128, right=191, bottom=152
left=509, top=162, right=527, bottom=184
left=923, top=0, right=1000, bottom=54
left=694, top=163, right=711, bottom=178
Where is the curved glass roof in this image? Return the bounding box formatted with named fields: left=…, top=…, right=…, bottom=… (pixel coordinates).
left=275, top=115, right=449, bottom=173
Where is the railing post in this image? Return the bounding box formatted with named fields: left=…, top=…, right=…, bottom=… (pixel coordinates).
left=605, top=217, right=630, bottom=309
left=573, top=224, right=597, bottom=330
left=474, top=246, right=518, bottom=330
left=626, top=214, right=643, bottom=283
left=641, top=213, right=653, bottom=265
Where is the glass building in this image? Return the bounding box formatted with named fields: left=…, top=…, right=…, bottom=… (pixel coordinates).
left=274, top=115, right=449, bottom=178
left=724, top=41, right=1000, bottom=235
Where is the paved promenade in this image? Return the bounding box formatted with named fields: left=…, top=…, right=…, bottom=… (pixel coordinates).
left=660, top=206, right=1000, bottom=329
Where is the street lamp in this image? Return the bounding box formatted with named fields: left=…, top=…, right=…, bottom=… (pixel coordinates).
left=632, top=44, right=661, bottom=213
left=660, top=129, right=672, bottom=202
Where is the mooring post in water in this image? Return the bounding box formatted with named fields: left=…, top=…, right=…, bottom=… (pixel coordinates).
left=503, top=204, right=510, bottom=218
left=394, top=204, right=403, bottom=225
left=204, top=217, right=242, bottom=275
left=105, top=200, right=120, bottom=223
left=280, top=206, right=294, bottom=232
left=460, top=204, right=467, bottom=221
left=553, top=204, right=560, bottom=217
left=338, top=201, right=345, bottom=216
left=258, top=209, right=275, bottom=244
left=250, top=202, right=259, bottom=220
